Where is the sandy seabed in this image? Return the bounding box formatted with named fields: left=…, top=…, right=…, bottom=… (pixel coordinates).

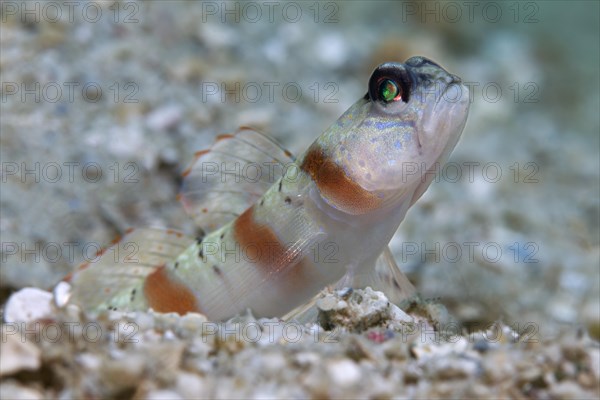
left=1, top=1, right=598, bottom=398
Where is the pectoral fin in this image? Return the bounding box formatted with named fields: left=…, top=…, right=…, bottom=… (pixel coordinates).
left=353, top=246, right=417, bottom=305
left=283, top=246, right=416, bottom=323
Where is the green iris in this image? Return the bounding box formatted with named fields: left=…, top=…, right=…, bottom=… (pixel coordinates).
left=379, top=80, right=399, bottom=103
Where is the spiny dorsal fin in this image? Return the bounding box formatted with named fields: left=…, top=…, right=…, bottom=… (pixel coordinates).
left=179, top=126, right=296, bottom=232
left=67, top=227, right=194, bottom=313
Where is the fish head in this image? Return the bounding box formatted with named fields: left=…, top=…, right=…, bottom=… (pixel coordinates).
left=302, top=56, right=470, bottom=215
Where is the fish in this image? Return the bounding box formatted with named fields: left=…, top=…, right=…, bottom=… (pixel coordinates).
left=65, top=56, right=470, bottom=321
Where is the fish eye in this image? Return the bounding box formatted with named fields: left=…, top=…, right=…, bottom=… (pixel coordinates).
left=368, top=63, right=412, bottom=105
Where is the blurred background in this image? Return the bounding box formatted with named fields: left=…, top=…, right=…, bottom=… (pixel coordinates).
left=1, top=1, right=598, bottom=338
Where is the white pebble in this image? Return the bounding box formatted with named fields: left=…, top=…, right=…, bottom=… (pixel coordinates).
left=0, top=328, right=41, bottom=376
left=4, top=288, right=53, bottom=323
left=75, top=353, right=102, bottom=371
left=389, top=304, right=414, bottom=323
left=146, top=105, right=183, bottom=131
left=52, top=281, right=71, bottom=308
left=175, top=372, right=205, bottom=398
left=327, top=359, right=361, bottom=386
left=0, top=382, right=43, bottom=400
left=146, top=390, right=183, bottom=400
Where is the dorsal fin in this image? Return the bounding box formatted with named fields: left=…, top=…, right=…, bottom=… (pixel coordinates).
left=179, top=126, right=296, bottom=232
left=67, top=227, right=195, bottom=313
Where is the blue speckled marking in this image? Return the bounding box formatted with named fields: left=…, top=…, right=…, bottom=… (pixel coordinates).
left=375, top=121, right=410, bottom=130
left=361, top=120, right=415, bottom=130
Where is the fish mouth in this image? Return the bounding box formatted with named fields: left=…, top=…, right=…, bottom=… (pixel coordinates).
left=450, top=74, right=462, bottom=84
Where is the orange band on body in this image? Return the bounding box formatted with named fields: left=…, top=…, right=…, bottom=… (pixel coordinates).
left=233, top=206, right=303, bottom=274
left=143, top=265, right=202, bottom=315
left=301, top=145, right=383, bottom=214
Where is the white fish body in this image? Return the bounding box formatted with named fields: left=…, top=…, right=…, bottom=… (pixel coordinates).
left=67, top=57, right=470, bottom=321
